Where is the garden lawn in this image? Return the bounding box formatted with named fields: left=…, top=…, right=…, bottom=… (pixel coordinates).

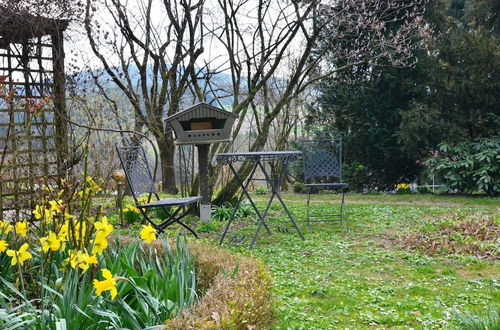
left=108, top=193, right=499, bottom=328
left=211, top=193, right=499, bottom=329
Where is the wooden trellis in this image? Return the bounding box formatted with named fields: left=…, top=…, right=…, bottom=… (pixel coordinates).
left=0, top=8, right=68, bottom=215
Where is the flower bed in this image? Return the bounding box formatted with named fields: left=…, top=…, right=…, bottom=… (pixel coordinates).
left=0, top=178, right=197, bottom=328
left=399, top=212, right=500, bottom=260
left=1, top=177, right=274, bottom=329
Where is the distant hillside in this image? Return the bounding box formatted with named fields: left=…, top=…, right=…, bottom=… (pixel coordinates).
left=83, top=65, right=238, bottom=109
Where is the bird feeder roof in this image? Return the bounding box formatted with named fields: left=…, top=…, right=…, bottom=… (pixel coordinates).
left=165, top=102, right=238, bottom=122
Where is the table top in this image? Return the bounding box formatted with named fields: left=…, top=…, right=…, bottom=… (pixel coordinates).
left=215, top=151, right=302, bottom=165
left=216, top=151, right=302, bottom=157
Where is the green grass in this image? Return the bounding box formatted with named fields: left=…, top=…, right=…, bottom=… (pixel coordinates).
left=106, top=193, right=499, bottom=329
left=258, top=192, right=500, bottom=207
left=209, top=194, right=500, bottom=329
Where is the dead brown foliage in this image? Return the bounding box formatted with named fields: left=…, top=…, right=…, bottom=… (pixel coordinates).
left=166, top=242, right=274, bottom=329
left=399, top=213, right=500, bottom=260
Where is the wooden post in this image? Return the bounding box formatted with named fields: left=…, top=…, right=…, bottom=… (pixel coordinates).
left=117, top=183, right=124, bottom=227
left=52, top=29, right=68, bottom=177
left=0, top=181, right=3, bottom=217
left=197, top=144, right=211, bottom=222
left=112, top=169, right=126, bottom=227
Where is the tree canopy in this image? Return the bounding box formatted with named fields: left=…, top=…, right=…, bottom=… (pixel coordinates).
left=308, top=0, right=499, bottom=191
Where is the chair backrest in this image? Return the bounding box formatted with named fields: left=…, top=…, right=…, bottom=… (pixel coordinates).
left=115, top=137, right=157, bottom=200
left=301, top=137, right=343, bottom=183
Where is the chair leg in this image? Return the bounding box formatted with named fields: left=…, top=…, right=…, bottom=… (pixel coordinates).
left=163, top=204, right=199, bottom=239
left=139, top=208, right=162, bottom=231
left=140, top=205, right=199, bottom=239
left=157, top=207, right=182, bottom=231
left=175, top=219, right=199, bottom=239
left=306, top=187, right=312, bottom=226
left=340, top=188, right=348, bottom=232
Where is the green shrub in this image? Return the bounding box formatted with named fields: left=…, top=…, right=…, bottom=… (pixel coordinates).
left=417, top=186, right=435, bottom=194
left=212, top=202, right=256, bottom=222
left=212, top=203, right=234, bottom=222
left=343, top=161, right=370, bottom=192
left=253, top=186, right=268, bottom=195
left=428, top=137, right=499, bottom=195
left=293, top=182, right=305, bottom=193
left=197, top=221, right=219, bottom=233
left=237, top=201, right=256, bottom=218
left=155, top=206, right=172, bottom=220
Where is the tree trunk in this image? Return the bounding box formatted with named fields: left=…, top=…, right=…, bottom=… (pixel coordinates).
left=156, top=130, right=178, bottom=194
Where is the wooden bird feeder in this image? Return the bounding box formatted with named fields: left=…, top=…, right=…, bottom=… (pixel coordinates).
left=165, top=103, right=238, bottom=145
left=166, top=103, right=238, bottom=222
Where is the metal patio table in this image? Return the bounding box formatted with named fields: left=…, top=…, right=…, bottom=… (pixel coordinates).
left=216, top=151, right=305, bottom=249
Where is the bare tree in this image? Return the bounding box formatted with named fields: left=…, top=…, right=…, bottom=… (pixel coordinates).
left=84, top=0, right=210, bottom=193
left=207, top=0, right=431, bottom=204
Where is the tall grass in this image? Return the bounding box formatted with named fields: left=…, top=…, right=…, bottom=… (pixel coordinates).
left=456, top=306, right=500, bottom=330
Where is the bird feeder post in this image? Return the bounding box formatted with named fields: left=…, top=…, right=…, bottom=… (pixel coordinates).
left=197, top=144, right=211, bottom=222
left=166, top=102, right=238, bottom=223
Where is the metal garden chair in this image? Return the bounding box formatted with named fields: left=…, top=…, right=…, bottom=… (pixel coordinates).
left=301, top=137, right=348, bottom=228
left=115, top=137, right=201, bottom=237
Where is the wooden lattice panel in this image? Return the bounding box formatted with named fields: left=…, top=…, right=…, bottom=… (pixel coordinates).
left=0, top=36, right=59, bottom=211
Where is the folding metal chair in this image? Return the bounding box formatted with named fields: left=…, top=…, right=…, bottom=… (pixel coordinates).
left=301, top=138, right=348, bottom=228
left=115, top=137, right=200, bottom=237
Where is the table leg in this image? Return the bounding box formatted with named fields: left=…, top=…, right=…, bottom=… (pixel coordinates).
left=219, top=162, right=271, bottom=247
left=258, top=160, right=305, bottom=241
left=229, top=162, right=272, bottom=234
left=248, top=160, right=279, bottom=249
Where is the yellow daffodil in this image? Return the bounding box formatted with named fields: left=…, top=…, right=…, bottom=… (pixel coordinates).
left=0, top=220, right=12, bottom=235
left=79, top=177, right=103, bottom=198
left=73, top=221, right=87, bottom=241
left=49, top=200, right=64, bottom=213
left=93, top=268, right=118, bottom=300
left=40, top=231, right=62, bottom=252
left=0, top=240, right=8, bottom=252
left=33, top=205, right=54, bottom=222
left=92, top=231, right=108, bottom=255
left=14, top=221, right=28, bottom=238
left=58, top=222, right=69, bottom=242
left=45, top=208, right=55, bottom=222
left=137, top=196, right=151, bottom=204
left=94, top=216, right=113, bottom=237
left=66, top=249, right=97, bottom=272
left=80, top=253, right=98, bottom=272
left=140, top=224, right=157, bottom=244
left=6, top=243, right=32, bottom=266
left=33, top=205, right=44, bottom=220
left=122, top=205, right=140, bottom=214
